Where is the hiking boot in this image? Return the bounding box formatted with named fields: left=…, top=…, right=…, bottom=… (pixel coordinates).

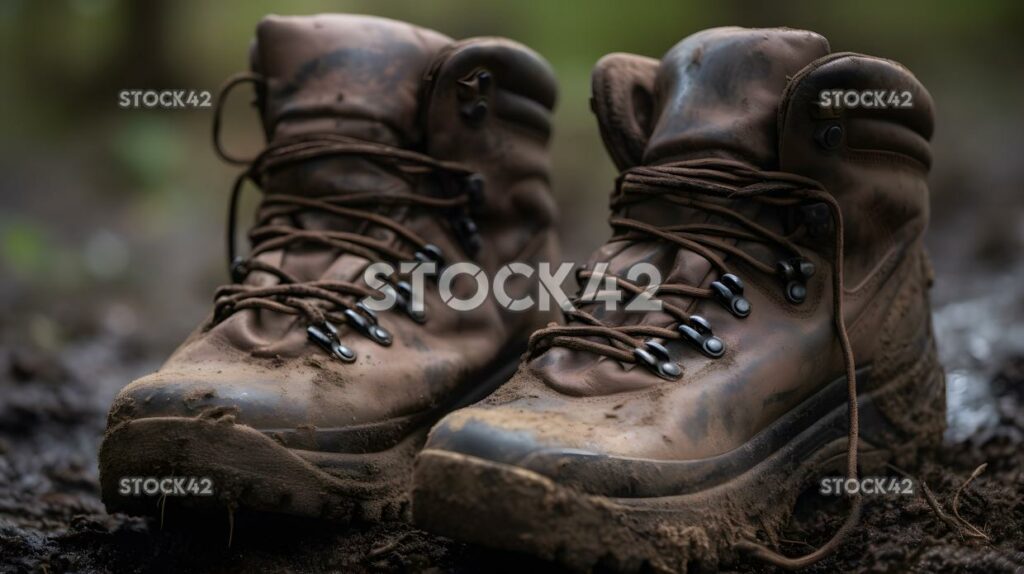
left=412, top=27, right=944, bottom=570
left=99, top=14, right=560, bottom=521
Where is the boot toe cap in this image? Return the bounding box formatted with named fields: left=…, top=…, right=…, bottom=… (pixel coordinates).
left=106, top=365, right=316, bottom=432
left=424, top=406, right=629, bottom=494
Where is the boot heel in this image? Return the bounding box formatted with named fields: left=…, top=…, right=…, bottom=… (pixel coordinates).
left=860, top=328, right=946, bottom=469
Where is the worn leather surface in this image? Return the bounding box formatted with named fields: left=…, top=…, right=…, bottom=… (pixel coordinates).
left=107, top=15, right=562, bottom=453
left=425, top=27, right=937, bottom=495
left=590, top=52, right=658, bottom=170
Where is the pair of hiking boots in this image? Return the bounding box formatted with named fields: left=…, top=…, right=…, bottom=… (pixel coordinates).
left=99, top=14, right=945, bottom=572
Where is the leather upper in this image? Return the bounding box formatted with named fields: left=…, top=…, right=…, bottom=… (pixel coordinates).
left=425, top=27, right=937, bottom=495
left=645, top=27, right=830, bottom=167
left=107, top=15, right=562, bottom=453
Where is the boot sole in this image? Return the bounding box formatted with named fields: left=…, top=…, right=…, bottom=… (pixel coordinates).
left=100, top=353, right=522, bottom=522
left=411, top=342, right=945, bottom=571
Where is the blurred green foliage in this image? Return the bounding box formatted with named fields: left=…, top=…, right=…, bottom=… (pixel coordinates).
left=110, top=114, right=186, bottom=189
left=0, top=0, right=1021, bottom=341
left=2, top=0, right=1022, bottom=137
left=0, top=219, right=48, bottom=279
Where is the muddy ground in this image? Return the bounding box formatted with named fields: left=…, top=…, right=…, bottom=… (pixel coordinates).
left=2, top=192, right=1024, bottom=572
left=0, top=328, right=1022, bottom=573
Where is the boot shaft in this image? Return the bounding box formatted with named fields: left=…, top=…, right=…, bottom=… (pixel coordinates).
left=590, top=27, right=934, bottom=283
left=777, top=50, right=934, bottom=283
left=243, top=15, right=559, bottom=276
left=206, top=14, right=561, bottom=359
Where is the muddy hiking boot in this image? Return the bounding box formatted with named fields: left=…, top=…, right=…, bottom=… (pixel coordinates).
left=413, top=27, right=945, bottom=571
left=99, top=14, right=560, bottom=521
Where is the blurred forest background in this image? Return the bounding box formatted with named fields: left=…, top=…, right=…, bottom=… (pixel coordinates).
left=0, top=0, right=1023, bottom=453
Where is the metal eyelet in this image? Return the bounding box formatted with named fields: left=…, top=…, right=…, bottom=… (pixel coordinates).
left=441, top=173, right=484, bottom=257
left=343, top=308, right=392, bottom=346
left=452, top=216, right=481, bottom=256
left=372, top=283, right=426, bottom=324
left=230, top=256, right=248, bottom=283
left=414, top=243, right=446, bottom=267
left=457, top=69, right=492, bottom=125
left=461, top=100, right=488, bottom=123
left=356, top=300, right=378, bottom=322
left=463, top=174, right=486, bottom=212
left=633, top=339, right=682, bottom=380
left=677, top=315, right=725, bottom=358
left=815, top=122, right=844, bottom=150
left=777, top=257, right=816, bottom=304
left=396, top=281, right=427, bottom=323
left=799, top=202, right=832, bottom=238
left=710, top=273, right=751, bottom=318
left=307, top=321, right=356, bottom=362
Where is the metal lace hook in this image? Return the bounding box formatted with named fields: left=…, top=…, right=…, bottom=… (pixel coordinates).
left=212, top=72, right=265, bottom=166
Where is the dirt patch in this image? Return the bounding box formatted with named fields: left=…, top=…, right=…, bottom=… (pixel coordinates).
left=1, top=332, right=1022, bottom=573
left=760, top=358, right=1024, bottom=573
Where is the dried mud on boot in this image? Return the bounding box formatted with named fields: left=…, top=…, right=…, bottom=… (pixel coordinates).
left=95, top=14, right=562, bottom=523
left=2, top=346, right=1022, bottom=572
left=409, top=26, right=960, bottom=571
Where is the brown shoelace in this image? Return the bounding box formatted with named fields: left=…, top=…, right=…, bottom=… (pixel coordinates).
left=208, top=73, right=478, bottom=361
left=529, top=158, right=861, bottom=568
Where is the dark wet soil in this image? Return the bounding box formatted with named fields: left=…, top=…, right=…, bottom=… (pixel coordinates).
left=1, top=331, right=1022, bottom=573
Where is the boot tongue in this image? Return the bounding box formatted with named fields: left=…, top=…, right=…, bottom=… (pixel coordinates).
left=253, top=14, right=452, bottom=146
left=537, top=29, right=833, bottom=386
left=643, top=27, right=829, bottom=168
left=581, top=29, right=831, bottom=334
left=619, top=28, right=830, bottom=232
left=241, top=16, right=453, bottom=293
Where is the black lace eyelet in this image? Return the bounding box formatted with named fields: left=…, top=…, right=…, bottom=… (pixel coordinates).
left=798, top=202, right=832, bottom=238
left=777, top=257, right=815, bottom=304
left=343, top=308, right=392, bottom=346
left=230, top=256, right=248, bottom=283
left=414, top=244, right=446, bottom=266
left=461, top=100, right=488, bottom=123
left=475, top=70, right=492, bottom=91
left=457, top=69, right=492, bottom=125
left=396, top=281, right=427, bottom=323
left=356, top=300, right=378, bottom=322
left=710, top=273, right=751, bottom=318
left=452, top=216, right=481, bottom=256
left=678, top=315, right=725, bottom=358
left=369, top=325, right=392, bottom=345
left=463, top=174, right=486, bottom=212
left=373, top=283, right=426, bottom=323
left=815, top=122, right=844, bottom=150
left=307, top=322, right=356, bottom=362
left=448, top=171, right=483, bottom=256
left=633, top=339, right=682, bottom=380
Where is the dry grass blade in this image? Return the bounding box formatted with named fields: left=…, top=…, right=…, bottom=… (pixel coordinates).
left=951, top=463, right=990, bottom=540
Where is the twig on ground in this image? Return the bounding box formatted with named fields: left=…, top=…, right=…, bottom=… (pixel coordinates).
left=887, top=462, right=989, bottom=541
left=367, top=532, right=411, bottom=559
left=952, top=463, right=989, bottom=540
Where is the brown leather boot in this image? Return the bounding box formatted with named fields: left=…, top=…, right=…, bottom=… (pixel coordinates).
left=99, top=14, right=560, bottom=521
left=413, top=27, right=944, bottom=570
